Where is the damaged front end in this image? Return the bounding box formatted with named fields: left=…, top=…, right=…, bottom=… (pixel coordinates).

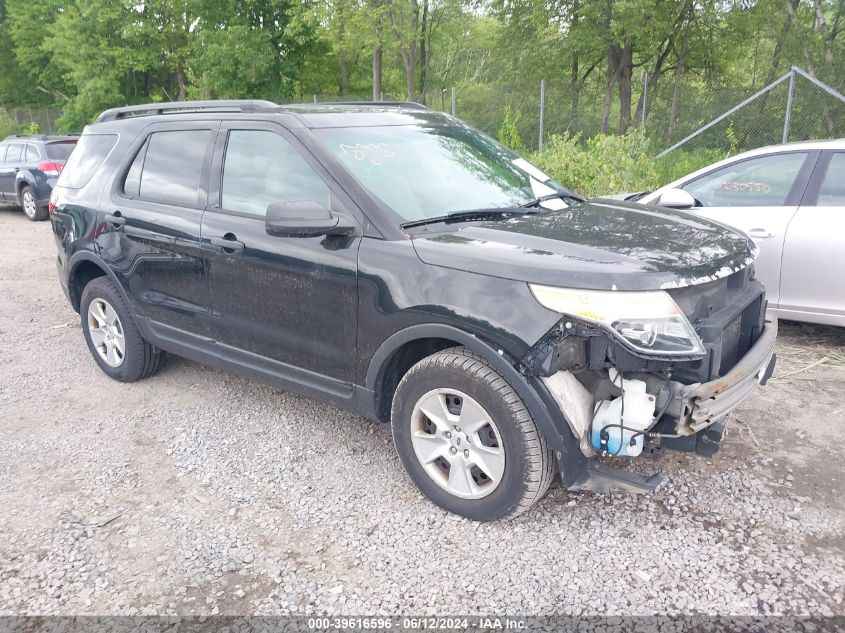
left=520, top=266, right=777, bottom=493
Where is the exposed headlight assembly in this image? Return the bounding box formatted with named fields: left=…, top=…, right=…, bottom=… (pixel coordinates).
left=529, top=284, right=705, bottom=356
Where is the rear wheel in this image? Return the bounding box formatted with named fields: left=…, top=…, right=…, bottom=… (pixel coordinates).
left=391, top=347, right=556, bottom=521
left=80, top=277, right=163, bottom=382
left=20, top=185, right=47, bottom=221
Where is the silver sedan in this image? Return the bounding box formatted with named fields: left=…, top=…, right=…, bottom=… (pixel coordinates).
left=635, top=140, right=845, bottom=327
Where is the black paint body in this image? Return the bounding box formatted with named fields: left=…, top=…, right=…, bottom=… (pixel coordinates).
left=51, top=106, right=764, bottom=486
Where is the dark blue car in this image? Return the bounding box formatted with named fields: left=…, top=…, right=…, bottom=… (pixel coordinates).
left=0, top=135, right=77, bottom=221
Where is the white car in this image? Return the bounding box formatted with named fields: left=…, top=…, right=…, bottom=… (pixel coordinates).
left=633, top=140, right=845, bottom=327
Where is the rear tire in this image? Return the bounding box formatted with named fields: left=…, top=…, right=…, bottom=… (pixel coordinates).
left=80, top=277, right=163, bottom=382
left=20, top=185, right=47, bottom=221
left=391, top=346, right=556, bottom=521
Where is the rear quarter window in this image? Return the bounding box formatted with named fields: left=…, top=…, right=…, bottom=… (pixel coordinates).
left=57, top=134, right=118, bottom=189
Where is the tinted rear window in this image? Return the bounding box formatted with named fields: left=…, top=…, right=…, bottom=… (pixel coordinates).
left=123, top=130, right=210, bottom=207
left=58, top=134, right=118, bottom=189
left=46, top=141, right=77, bottom=161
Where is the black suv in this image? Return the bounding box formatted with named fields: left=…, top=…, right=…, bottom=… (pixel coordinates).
left=51, top=100, right=777, bottom=521
left=0, top=134, right=77, bottom=220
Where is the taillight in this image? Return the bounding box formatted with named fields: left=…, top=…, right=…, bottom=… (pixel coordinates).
left=48, top=190, right=59, bottom=215
left=39, top=161, right=64, bottom=176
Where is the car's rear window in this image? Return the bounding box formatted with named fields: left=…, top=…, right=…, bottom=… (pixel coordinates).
left=46, top=141, right=77, bottom=161
left=57, top=134, right=118, bottom=189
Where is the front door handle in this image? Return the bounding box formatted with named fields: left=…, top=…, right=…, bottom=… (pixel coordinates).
left=104, top=212, right=126, bottom=227
left=210, top=234, right=245, bottom=253
left=747, top=228, right=775, bottom=239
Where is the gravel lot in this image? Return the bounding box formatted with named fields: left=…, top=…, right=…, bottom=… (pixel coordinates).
left=1, top=207, right=843, bottom=617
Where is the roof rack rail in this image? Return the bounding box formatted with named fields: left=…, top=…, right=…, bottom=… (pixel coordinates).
left=94, top=100, right=278, bottom=123
left=2, top=134, right=50, bottom=141
left=282, top=100, right=429, bottom=111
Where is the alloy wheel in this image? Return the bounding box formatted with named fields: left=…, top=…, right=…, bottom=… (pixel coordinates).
left=22, top=190, right=37, bottom=219
left=410, top=388, right=505, bottom=500
left=87, top=298, right=126, bottom=367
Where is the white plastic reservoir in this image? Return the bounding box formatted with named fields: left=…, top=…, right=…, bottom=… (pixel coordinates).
left=590, top=369, right=656, bottom=457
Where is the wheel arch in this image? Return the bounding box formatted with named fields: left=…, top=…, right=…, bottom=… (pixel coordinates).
left=16, top=173, right=37, bottom=202
left=67, top=252, right=130, bottom=313
left=365, top=324, right=580, bottom=463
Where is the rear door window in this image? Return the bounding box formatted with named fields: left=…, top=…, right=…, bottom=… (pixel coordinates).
left=46, top=141, right=77, bottom=161
left=58, top=134, right=118, bottom=189
left=683, top=153, right=808, bottom=207
left=123, top=130, right=211, bottom=208
left=0, top=145, right=7, bottom=163
left=5, top=143, right=23, bottom=163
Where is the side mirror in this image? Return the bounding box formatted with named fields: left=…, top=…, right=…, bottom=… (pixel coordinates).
left=265, top=200, right=355, bottom=238
left=657, top=188, right=696, bottom=209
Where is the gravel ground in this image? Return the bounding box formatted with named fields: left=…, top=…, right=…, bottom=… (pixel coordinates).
left=0, top=207, right=843, bottom=617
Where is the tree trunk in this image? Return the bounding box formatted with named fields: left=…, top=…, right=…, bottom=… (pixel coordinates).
left=418, top=0, right=429, bottom=104
left=401, top=50, right=416, bottom=101
left=617, top=43, right=633, bottom=134
left=372, top=46, right=382, bottom=101
left=600, top=45, right=620, bottom=134
left=339, top=56, right=349, bottom=97
left=176, top=62, right=186, bottom=101
left=570, top=56, right=580, bottom=128
left=667, top=54, right=686, bottom=140
left=569, top=0, right=580, bottom=127
left=758, top=0, right=799, bottom=115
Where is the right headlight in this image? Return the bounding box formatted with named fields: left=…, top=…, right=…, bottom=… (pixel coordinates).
left=529, top=284, right=705, bottom=356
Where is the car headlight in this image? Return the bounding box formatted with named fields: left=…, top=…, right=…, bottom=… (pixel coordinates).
left=529, top=284, right=705, bottom=356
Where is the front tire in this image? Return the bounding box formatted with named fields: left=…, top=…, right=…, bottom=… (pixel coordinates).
left=80, top=277, right=163, bottom=382
left=20, top=185, right=47, bottom=221
left=391, top=347, right=556, bottom=521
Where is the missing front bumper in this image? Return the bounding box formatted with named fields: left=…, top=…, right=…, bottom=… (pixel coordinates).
left=677, top=317, right=778, bottom=435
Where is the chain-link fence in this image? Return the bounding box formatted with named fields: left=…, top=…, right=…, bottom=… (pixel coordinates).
left=7, top=67, right=843, bottom=155
left=413, top=66, right=845, bottom=157
left=3, top=107, right=64, bottom=136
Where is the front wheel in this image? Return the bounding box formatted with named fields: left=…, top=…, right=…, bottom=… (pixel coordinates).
left=391, top=347, right=556, bottom=521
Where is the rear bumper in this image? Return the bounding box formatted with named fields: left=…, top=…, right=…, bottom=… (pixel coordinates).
left=679, top=317, right=777, bottom=434
left=37, top=179, right=58, bottom=206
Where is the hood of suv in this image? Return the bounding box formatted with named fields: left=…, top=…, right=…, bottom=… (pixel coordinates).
left=410, top=198, right=757, bottom=291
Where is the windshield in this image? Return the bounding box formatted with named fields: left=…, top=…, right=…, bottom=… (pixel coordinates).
left=312, top=122, right=570, bottom=223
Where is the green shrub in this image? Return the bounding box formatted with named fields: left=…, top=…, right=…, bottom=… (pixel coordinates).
left=530, top=130, right=660, bottom=197
left=0, top=108, right=21, bottom=139
left=654, top=149, right=726, bottom=185
left=497, top=105, right=526, bottom=152
left=529, top=131, right=729, bottom=197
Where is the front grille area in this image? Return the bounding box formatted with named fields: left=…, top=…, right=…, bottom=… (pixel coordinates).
left=667, top=266, right=767, bottom=382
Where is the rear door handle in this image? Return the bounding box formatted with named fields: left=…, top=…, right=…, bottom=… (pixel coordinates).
left=104, top=212, right=126, bottom=227
left=210, top=234, right=245, bottom=253
left=747, top=228, right=775, bottom=239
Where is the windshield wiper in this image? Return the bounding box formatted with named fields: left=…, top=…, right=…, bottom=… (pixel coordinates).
left=519, top=191, right=584, bottom=208
left=400, top=208, right=540, bottom=230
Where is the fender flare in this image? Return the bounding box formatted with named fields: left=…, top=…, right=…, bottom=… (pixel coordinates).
left=14, top=172, right=37, bottom=202
left=365, top=323, right=583, bottom=468
left=66, top=250, right=132, bottom=311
